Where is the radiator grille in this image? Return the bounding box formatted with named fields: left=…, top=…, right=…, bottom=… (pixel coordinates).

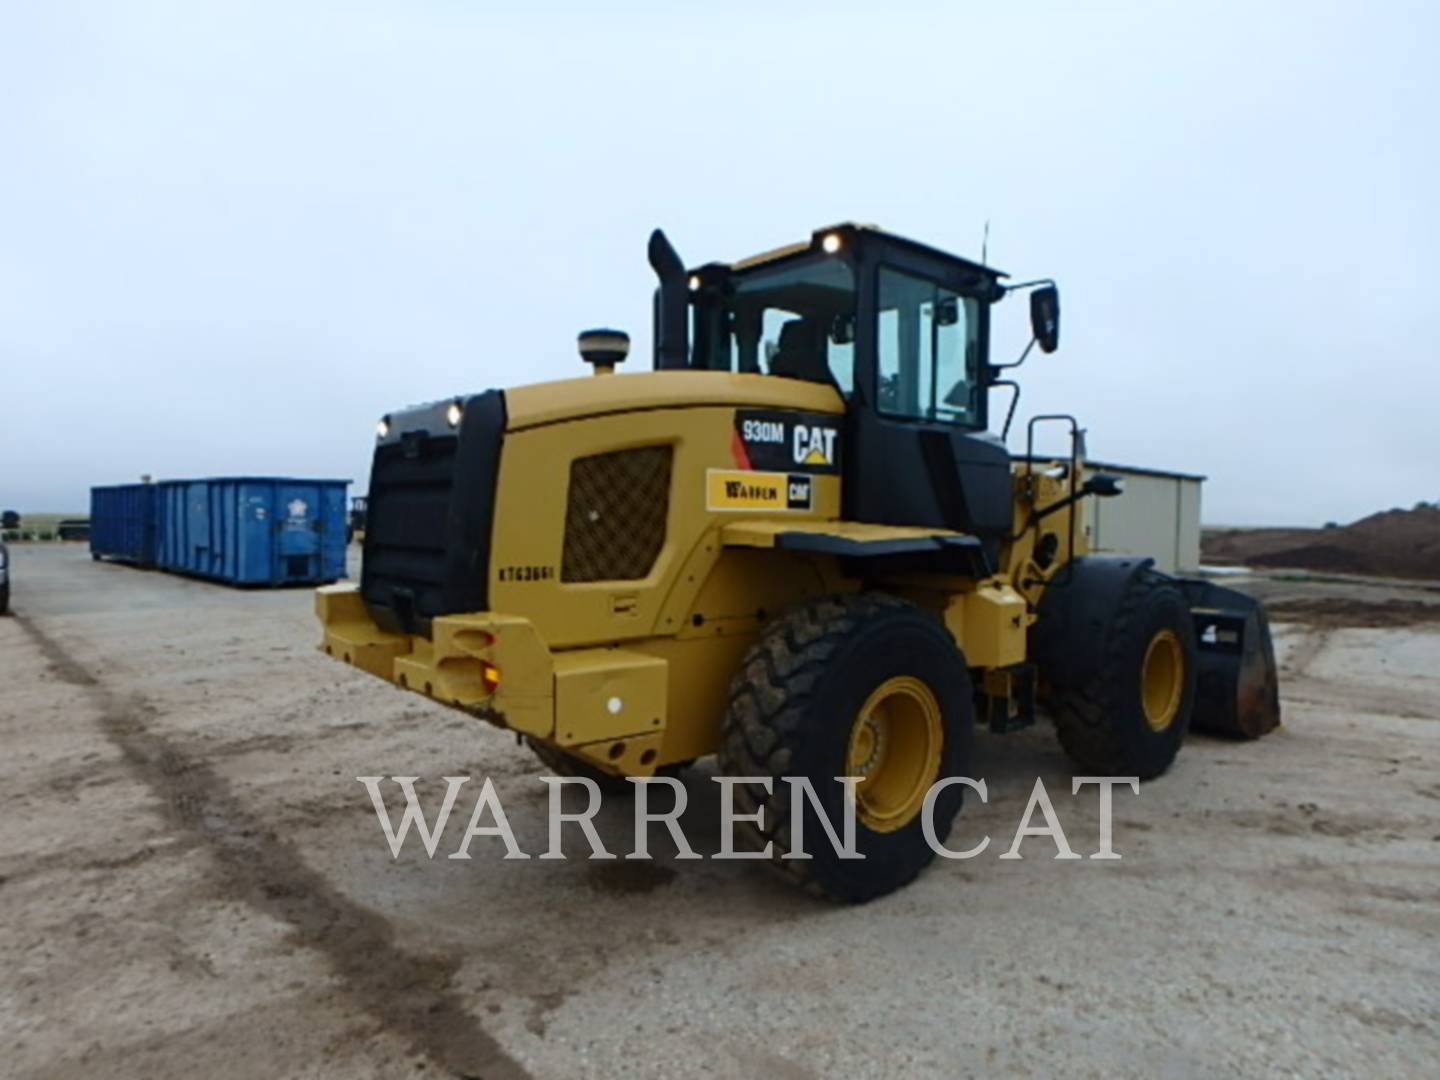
left=562, top=446, right=672, bottom=582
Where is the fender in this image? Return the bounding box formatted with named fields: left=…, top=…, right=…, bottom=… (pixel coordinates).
left=720, top=519, right=992, bottom=577
left=1032, top=555, right=1155, bottom=691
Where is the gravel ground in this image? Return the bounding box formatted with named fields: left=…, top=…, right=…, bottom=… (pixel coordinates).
left=2, top=545, right=1437, bottom=1078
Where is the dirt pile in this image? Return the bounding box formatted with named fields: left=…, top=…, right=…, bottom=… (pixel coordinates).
left=1203, top=506, right=1440, bottom=581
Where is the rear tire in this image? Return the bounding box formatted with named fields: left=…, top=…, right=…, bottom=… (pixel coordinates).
left=718, top=593, right=974, bottom=903
left=1048, top=569, right=1198, bottom=779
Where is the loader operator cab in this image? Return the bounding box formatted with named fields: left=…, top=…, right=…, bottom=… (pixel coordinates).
left=649, top=224, right=1060, bottom=560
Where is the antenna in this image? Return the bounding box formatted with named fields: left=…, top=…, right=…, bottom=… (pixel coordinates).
left=981, top=219, right=991, bottom=266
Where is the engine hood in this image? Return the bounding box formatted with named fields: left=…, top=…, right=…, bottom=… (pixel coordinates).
left=504, top=370, right=844, bottom=432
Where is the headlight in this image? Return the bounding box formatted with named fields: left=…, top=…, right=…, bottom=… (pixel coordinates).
left=446, top=401, right=463, bottom=428
left=376, top=416, right=391, bottom=439
left=821, top=232, right=842, bottom=254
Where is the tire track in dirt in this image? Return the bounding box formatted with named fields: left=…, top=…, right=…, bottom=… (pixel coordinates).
left=1277, top=624, right=1439, bottom=720
left=1281, top=625, right=1333, bottom=681
left=18, top=615, right=531, bottom=1080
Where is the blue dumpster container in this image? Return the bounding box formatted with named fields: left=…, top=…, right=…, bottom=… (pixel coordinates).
left=153, top=477, right=349, bottom=586
left=90, top=484, right=157, bottom=564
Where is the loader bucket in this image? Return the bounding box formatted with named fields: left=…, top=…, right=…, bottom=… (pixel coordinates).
left=1178, top=580, right=1281, bottom=739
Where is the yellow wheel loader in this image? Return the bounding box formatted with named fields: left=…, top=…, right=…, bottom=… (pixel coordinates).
left=317, top=224, right=1280, bottom=901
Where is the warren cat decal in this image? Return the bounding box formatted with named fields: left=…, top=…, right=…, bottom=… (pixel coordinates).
left=733, top=410, right=841, bottom=474
left=706, top=470, right=814, bottom=512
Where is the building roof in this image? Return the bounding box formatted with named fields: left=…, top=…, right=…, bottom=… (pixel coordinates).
left=1019, top=456, right=1207, bottom=483
left=1086, top=459, right=1207, bottom=483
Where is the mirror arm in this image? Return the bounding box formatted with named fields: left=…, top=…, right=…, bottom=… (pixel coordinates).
left=992, top=336, right=1036, bottom=373
left=1003, top=277, right=1056, bottom=293
left=1032, top=475, right=1123, bottom=523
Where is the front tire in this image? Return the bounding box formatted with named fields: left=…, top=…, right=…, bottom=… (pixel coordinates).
left=718, top=593, right=974, bottom=903
left=1048, top=569, right=1199, bottom=779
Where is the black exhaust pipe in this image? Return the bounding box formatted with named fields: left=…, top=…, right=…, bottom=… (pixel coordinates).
left=648, top=228, right=689, bottom=370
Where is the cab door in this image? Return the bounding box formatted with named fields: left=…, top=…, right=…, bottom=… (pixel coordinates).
left=845, top=241, right=1012, bottom=563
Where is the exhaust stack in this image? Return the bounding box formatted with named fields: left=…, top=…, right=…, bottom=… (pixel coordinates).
left=648, top=228, right=689, bottom=370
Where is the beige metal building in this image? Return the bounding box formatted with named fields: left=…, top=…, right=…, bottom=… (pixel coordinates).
left=1082, top=460, right=1204, bottom=574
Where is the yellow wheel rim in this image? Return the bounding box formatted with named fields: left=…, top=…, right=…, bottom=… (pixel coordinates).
left=846, top=676, right=943, bottom=833
left=1141, top=629, right=1184, bottom=732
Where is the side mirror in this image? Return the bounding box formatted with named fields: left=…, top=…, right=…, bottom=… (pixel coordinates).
left=1083, top=473, right=1124, bottom=498
left=1030, top=285, right=1060, bottom=354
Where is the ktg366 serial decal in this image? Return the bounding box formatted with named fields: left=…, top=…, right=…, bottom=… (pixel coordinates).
left=732, top=410, right=841, bottom=475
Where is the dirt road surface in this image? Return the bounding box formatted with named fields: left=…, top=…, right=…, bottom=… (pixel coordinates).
left=2, top=545, right=1438, bottom=1078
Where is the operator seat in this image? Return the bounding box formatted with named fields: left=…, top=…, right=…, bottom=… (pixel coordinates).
left=769, top=319, right=830, bottom=385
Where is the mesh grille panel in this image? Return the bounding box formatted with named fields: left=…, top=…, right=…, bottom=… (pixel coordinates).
left=562, top=446, right=672, bottom=582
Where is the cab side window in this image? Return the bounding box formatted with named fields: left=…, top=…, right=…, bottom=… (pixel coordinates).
left=877, top=268, right=980, bottom=425
left=756, top=308, right=855, bottom=396
left=706, top=257, right=858, bottom=396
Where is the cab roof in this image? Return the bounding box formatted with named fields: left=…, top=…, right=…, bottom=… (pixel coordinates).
left=713, top=222, right=1007, bottom=281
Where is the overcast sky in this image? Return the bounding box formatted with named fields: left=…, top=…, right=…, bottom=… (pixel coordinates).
left=2, top=1, right=1435, bottom=525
